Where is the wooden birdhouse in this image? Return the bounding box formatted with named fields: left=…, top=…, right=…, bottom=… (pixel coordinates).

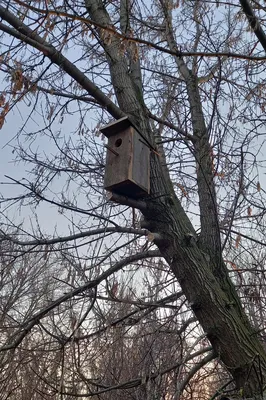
left=100, top=116, right=150, bottom=198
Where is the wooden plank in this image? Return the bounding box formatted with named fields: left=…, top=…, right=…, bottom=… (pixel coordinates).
left=104, top=128, right=133, bottom=188
left=132, top=131, right=150, bottom=194
left=100, top=116, right=130, bottom=138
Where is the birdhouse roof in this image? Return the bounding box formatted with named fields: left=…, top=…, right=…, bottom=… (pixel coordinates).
left=100, top=116, right=135, bottom=138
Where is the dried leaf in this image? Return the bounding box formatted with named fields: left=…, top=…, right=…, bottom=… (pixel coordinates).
left=0, top=115, right=4, bottom=130
left=235, top=234, right=241, bottom=248
left=225, top=260, right=239, bottom=271
left=231, top=262, right=238, bottom=271
left=47, top=105, right=55, bottom=120
left=101, top=28, right=113, bottom=46
left=119, top=40, right=127, bottom=56
left=132, top=44, right=139, bottom=62
left=0, top=109, right=5, bottom=129
left=257, top=182, right=261, bottom=192
left=70, top=313, right=77, bottom=330
left=0, top=94, right=5, bottom=107
left=176, top=183, right=188, bottom=197
left=11, top=69, right=24, bottom=95
left=30, top=83, right=38, bottom=93
left=110, top=281, right=119, bottom=297
left=3, top=102, right=9, bottom=114
left=247, top=206, right=252, bottom=216
left=215, top=171, right=225, bottom=179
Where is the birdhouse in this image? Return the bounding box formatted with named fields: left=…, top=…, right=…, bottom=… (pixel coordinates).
left=100, top=116, right=150, bottom=198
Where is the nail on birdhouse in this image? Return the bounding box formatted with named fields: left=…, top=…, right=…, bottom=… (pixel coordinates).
left=100, top=116, right=150, bottom=198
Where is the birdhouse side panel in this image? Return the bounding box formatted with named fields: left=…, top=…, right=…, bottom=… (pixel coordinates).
left=131, top=132, right=150, bottom=194
left=104, top=129, right=133, bottom=190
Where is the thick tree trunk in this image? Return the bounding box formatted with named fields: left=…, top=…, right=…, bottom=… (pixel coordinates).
left=141, top=198, right=266, bottom=397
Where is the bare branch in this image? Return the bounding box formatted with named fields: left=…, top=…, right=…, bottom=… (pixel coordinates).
left=239, top=0, right=266, bottom=52
left=0, top=249, right=161, bottom=351
left=1, top=226, right=147, bottom=246
left=0, top=13, right=124, bottom=119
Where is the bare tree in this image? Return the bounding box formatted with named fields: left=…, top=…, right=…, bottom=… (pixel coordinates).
left=0, top=0, right=266, bottom=398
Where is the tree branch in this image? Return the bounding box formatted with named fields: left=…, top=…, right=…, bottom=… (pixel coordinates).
left=0, top=13, right=124, bottom=119
left=0, top=249, right=161, bottom=351
left=148, top=111, right=194, bottom=142
left=54, top=348, right=214, bottom=397
left=1, top=6, right=266, bottom=61
left=239, top=0, right=266, bottom=52
left=0, top=226, right=147, bottom=246
left=178, top=351, right=216, bottom=395
left=106, top=191, right=148, bottom=210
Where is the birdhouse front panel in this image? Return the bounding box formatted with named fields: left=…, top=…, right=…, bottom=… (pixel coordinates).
left=104, top=127, right=133, bottom=191
left=101, top=118, right=150, bottom=198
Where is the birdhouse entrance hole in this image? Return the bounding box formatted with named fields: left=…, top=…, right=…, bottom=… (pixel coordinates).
left=115, top=138, right=122, bottom=147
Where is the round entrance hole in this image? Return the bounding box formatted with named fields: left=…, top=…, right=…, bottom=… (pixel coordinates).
left=115, top=138, right=122, bottom=147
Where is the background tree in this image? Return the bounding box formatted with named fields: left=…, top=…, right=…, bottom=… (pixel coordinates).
left=0, top=0, right=266, bottom=398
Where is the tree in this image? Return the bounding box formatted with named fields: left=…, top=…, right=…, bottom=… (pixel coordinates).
left=0, top=0, right=266, bottom=398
